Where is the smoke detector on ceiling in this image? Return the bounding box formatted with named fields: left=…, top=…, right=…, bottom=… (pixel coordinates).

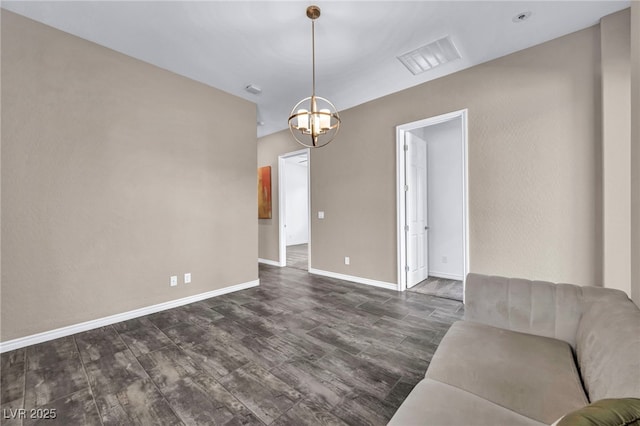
left=397, top=36, right=461, bottom=76
left=512, top=11, right=532, bottom=23
left=245, top=84, right=262, bottom=95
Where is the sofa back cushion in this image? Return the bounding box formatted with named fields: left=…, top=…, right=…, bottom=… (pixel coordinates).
left=576, top=299, right=640, bottom=401
left=464, top=274, right=628, bottom=349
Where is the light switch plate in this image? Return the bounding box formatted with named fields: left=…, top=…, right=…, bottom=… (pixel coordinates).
left=318, top=211, right=325, bottom=219
left=170, top=276, right=178, bottom=287
left=184, top=273, right=191, bottom=284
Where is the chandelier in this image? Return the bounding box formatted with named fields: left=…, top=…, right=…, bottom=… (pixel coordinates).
left=288, top=5, right=341, bottom=148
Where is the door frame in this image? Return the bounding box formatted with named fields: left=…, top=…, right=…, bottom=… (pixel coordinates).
left=278, top=148, right=311, bottom=269
left=396, top=109, right=469, bottom=296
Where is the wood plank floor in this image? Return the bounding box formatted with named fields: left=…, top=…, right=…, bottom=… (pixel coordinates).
left=286, top=244, right=308, bottom=271
left=408, top=276, right=463, bottom=301
left=0, top=265, right=463, bottom=426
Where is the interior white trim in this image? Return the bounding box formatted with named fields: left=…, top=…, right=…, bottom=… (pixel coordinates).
left=429, top=271, right=465, bottom=281
left=396, top=128, right=407, bottom=292
left=258, top=258, right=282, bottom=267
left=309, top=268, right=398, bottom=291
left=0, top=279, right=260, bottom=353
left=396, top=109, right=469, bottom=300
left=278, top=148, right=311, bottom=269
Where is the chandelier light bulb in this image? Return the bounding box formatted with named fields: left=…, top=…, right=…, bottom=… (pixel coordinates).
left=297, top=109, right=309, bottom=131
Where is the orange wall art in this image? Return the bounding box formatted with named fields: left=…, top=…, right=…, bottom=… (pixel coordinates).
left=257, top=166, right=272, bottom=219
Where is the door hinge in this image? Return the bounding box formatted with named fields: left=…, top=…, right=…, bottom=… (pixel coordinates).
left=404, top=144, right=408, bottom=152
left=404, top=185, right=408, bottom=192
left=405, top=265, right=410, bottom=272
left=405, top=225, right=409, bottom=232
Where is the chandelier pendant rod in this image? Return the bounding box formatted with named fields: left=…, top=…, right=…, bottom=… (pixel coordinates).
left=311, top=18, right=317, bottom=146
left=311, top=19, right=316, bottom=98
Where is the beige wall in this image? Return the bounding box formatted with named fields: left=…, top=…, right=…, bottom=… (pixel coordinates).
left=1, top=11, right=257, bottom=341
left=632, top=2, right=640, bottom=306
left=601, top=9, right=631, bottom=296
left=257, top=132, right=302, bottom=263
left=261, top=25, right=603, bottom=286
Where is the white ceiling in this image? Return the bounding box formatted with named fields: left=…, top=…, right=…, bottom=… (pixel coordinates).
left=2, top=1, right=630, bottom=138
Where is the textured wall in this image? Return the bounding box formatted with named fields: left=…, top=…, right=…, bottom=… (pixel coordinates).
left=294, top=25, right=602, bottom=285
left=1, top=11, right=257, bottom=341
left=257, top=132, right=300, bottom=263
left=632, top=2, right=640, bottom=306
left=601, top=9, right=631, bottom=295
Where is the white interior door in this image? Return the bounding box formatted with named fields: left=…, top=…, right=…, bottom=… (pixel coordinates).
left=284, top=157, right=309, bottom=246
left=406, top=133, right=429, bottom=288
left=278, top=148, right=311, bottom=268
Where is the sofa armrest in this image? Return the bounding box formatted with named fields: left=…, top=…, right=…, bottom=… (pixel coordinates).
left=463, top=273, right=586, bottom=347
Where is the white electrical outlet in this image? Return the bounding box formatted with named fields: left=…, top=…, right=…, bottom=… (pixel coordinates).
left=442, top=256, right=448, bottom=264
left=170, top=276, right=178, bottom=287
left=345, top=256, right=350, bottom=265
left=184, top=273, right=191, bottom=284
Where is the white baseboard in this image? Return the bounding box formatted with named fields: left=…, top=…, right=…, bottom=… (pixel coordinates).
left=0, top=279, right=260, bottom=354
left=429, top=271, right=464, bottom=281
left=258, top=258, right=284, bottom=267
left=309, top=268, right=398, bottom=291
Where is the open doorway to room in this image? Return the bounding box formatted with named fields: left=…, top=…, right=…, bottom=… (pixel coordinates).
left=278, top=149, right=310, bottom=270
left=396, top=110, right=469, bottom=301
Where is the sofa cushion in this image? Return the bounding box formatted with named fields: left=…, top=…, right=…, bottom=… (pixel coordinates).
left=576, top=300, right=640, bottom=401
left=555, top=398, right=640, bottom=426
left=425, top=321, right=588, bottom=424
left=464, top=274, right=583, bottom=347
left=464, top=273, right=630, bottom=349
left=388, top=378, right=546, bottom=426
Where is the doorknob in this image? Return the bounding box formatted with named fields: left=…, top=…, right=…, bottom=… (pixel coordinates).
left=425, top=226, right=429, bottom=230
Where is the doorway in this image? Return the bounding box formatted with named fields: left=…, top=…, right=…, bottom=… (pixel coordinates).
left=278, top=149, right=310, bottom=270
left=396, top=109, right=469, bottom=300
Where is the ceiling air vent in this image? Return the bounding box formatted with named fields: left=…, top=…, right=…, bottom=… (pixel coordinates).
left=397, top=36, right=461, bottom=75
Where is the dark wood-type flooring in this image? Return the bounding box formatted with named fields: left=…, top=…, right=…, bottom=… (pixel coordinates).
left=408, top=276, right=463, bottom=302
left=286, top=244, right=308, bottom=271
left=0, top=264, right=463, bottom=426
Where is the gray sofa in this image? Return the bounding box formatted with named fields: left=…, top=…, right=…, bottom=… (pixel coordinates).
left=389, top=273, right=640, bottom=425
